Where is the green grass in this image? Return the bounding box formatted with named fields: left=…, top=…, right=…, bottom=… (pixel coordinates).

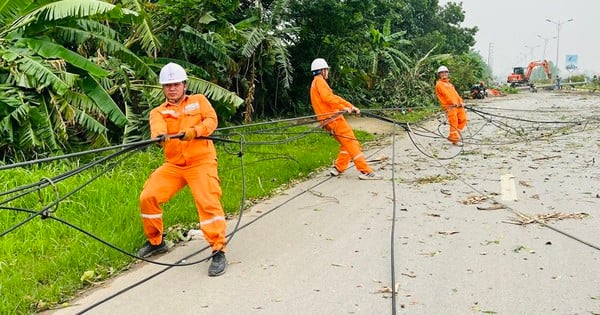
left=0, top=124, right=379, bottom=314
left=499, top=85, right=519, bottom=94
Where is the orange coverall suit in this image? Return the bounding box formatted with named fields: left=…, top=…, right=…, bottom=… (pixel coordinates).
left=435, top=78, right=467, bottom=143
left=140, top=94, right=226, bottom=252
left=310, top=75, right=372, bottom=174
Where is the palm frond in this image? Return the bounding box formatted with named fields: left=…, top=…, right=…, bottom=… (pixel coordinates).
left=186, top=76, right=244, bottom=108
left=0, top=0, right=32, bottom=27
left=16, top=120, right=40, bottom=149
left=121, top=0, right=160, bottom=58
left=5, top=0, right=138, bottom=35
left=180, top=25, right=232, bottom=66
left=16, top=55, right=70, bottom=95
left=272, top=40, right=293, bottom=89
left=19, top=37, right=109, bottom=77
left=81, top=75, right=127, bottom=126
left=240, top=28, right=265, bottom=58
left=0, top=90, right=29, bottom=143
left=16, top=103, right=60, bottom=151
left=73, top=107, right=107, bottom=134
left=34, top=98, right=60, bottom=150
left=55, top=24, right=155, bottom=78
left=154, top=58, right=210, bottom=79
left=55, top=20, right=121, bottom=44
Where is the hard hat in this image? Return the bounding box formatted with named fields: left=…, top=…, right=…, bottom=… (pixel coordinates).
left=311, top=58, right=330, bottom=72
left=437, top=65, right=449, bottom=73
left=159, top=62, right=188, bottom=84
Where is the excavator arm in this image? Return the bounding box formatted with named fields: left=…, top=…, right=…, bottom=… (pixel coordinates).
left=524, top=60, right=551, bottom=80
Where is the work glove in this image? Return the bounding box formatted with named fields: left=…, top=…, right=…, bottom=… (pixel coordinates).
left=156, top=134, right=168, bottom=143
left=181, top=127, right=196, bottom=141
left=345, top=107, right=360, bottom=114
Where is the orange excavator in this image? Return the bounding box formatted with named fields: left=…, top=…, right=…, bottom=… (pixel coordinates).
left=507, top=60, right=551, bottom=87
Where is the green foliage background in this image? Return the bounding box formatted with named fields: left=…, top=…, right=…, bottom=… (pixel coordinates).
left=0, top=0, right=489, bottom=162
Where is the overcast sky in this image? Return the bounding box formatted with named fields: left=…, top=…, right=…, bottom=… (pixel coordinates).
left=439, top=0, right=597, bottom=80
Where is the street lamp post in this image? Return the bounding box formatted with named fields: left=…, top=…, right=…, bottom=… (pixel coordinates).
left=537, top=34, right=556, bottom=60
left=524, top=45, right=539, bottom=61
left=546, top=18, right=574, bottom=76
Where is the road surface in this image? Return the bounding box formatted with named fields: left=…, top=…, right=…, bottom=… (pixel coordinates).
left=50, top=91, right=600, bottom=315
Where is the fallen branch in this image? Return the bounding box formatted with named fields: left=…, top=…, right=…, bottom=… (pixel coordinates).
left=532, top=155, right=561, bottom=161
left=477, top=204, right=505, bottom=211
left=504, top=212, right=589, bottom=225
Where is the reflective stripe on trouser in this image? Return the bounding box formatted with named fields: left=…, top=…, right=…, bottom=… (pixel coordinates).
left=139, top=162, right=227, bottom=251
left=326, top=119, right=372, bottom=174
left=446, top=107, right=467, bottom=142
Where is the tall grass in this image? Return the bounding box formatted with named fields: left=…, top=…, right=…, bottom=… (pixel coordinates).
left=0, top=124, right=376, bottom=314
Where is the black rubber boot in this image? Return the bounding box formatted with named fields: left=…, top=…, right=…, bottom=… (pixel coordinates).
left=137, top=240, right=168, bottom=258
left=208, top=251, right=228, bottom=277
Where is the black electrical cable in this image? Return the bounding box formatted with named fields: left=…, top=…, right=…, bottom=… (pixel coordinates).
left=0, top=138, right=162, bottom=171
left=361, top=112, right=409, bottom=132
left=389, top=122, right=399, bottom=315
left=74, top=155, right=339, bottom=314
left=75, top=131, right=394, bottom=313
left=1, top=134, right=249, bottom=268
left=462, top=105, right=598, bottom=146
left=358, top=110, right=600, bottom=258
left=0, top=142, right=151, bottom=204
left=360, top=110, right=464, bottom=160
left=70, top=104, right=599, bottom=314
left=0, top=143, right=149, bottom=238
left=465, top=105, right=582, bottom=125
left=14, top=103, right=589, bottom=312
left=0, top=116, right=344, bottom=244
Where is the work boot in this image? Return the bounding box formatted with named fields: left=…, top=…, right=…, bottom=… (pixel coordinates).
left=447, top=137, right=459, bottom=145
left=358, top=172, right=383, bottom=180
left=137, top=240, right=168, bottom=258
left=330, top=167, right=340, bottom=176
left=208, top=250, right=228, bottom=277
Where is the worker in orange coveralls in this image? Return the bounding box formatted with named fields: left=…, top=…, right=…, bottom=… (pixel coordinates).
left=137, top=62, right=227, bottom=277
left=435, top=65, right=467, bottom=145
left=310, top=58, right=382, bottom=180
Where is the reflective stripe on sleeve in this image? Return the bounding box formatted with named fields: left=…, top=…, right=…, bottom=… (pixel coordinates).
left=141, top=213, right=163, bottom=219
left=160, top=109, right=179, bottom=118
left=200, top=216, right=225, bottom=227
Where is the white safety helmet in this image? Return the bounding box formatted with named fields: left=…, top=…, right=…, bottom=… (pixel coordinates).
left=311, top=58, right=330, bottom=72
left=437, top=65, right=449, bottom=74
left=159, top=62, right=188, bottom=84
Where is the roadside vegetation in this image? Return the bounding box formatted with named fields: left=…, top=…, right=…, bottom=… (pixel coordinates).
left=1, top=124, right=378, bottom=313
left=0, top=0, right=493, bottom=313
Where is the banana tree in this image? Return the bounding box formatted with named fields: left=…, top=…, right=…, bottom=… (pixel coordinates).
left=234, top=0, right=296, bottom=122
left=0, top=0, right=244, bottom=160
left=0, top=0, right=140, bottom=160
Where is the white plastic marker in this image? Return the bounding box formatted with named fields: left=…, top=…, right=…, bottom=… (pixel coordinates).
left=500, top=173, right=518, bottom=201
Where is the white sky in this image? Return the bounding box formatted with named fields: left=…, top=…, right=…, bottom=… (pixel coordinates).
left=439, top=0, right=598, bottom=80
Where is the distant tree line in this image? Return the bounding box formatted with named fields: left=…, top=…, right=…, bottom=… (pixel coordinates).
left=0, top=0, right=487, bottom=161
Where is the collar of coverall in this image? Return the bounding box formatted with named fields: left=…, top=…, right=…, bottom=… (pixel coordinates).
left=166, top=94, right=189, bottom=107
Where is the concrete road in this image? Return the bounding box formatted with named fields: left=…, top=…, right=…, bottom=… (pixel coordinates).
left=51, top=91, right=600, bottom=315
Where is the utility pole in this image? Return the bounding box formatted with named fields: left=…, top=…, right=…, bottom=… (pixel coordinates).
left=537, top=34, right=556, bottom=60
left=524, top=45, right=539, bottom=61
left=488, top=42, right=494, bottom=70
left=546, top=18, right=574, bottom=76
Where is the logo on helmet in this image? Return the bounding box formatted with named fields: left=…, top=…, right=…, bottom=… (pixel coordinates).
left=159, top=63, right=188, bottom=84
